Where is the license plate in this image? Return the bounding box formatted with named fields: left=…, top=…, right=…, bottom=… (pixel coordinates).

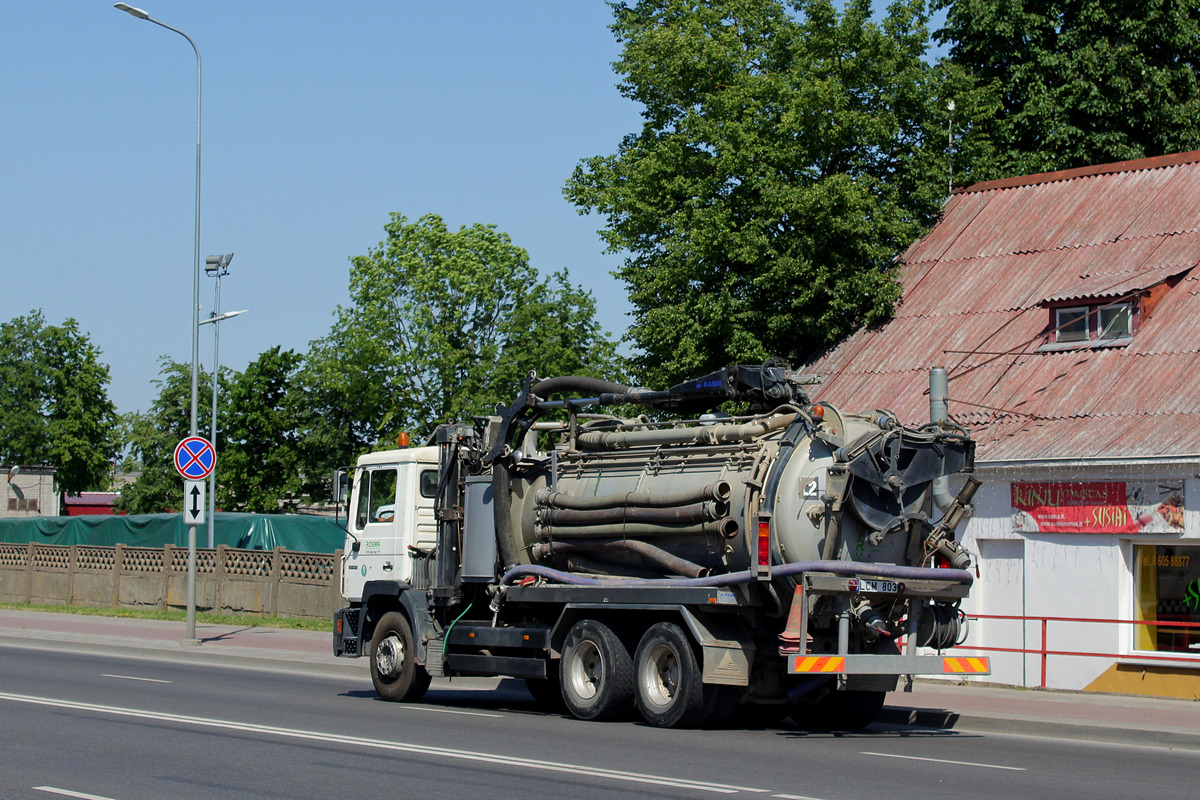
left=854, top=579, right=899, bottom=594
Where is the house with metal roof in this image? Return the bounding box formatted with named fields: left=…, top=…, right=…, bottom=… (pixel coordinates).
left=806, top=150, right=1200, bottom=698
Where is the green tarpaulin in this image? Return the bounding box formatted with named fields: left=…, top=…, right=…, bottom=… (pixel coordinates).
left=0, top=512, right=347, bottom=553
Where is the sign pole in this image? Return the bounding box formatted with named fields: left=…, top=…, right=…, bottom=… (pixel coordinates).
left=174, top=437, right=215, bottom=645
left=186, top=525, right=198, bottom=643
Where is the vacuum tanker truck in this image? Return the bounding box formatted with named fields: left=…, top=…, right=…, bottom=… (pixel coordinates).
left=333, top=362, right=988, bottom=728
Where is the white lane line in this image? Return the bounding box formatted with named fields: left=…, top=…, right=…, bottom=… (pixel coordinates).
left=102, top=674, right=172, bottom=684
left=35, top=787, right=121, bottom=800
left=861, top=751, right=1027, bottom=771
left=406, top=705, right=501, bottom=718
left=4, top=692, right=768, bottom=795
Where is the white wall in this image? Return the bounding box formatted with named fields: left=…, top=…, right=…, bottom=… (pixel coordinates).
left=952, top=465, right=1200, bottom=690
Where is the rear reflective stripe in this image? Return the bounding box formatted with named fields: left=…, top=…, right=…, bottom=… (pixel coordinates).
left=942, top=657, right=989, bottom=673
left=792, top=656, right=845, bottom=673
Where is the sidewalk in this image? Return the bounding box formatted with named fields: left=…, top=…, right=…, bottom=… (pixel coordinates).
left=2, top=608, right=1198, bottom=748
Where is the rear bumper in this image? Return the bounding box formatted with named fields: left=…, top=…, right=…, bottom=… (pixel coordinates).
left=790, top=654, right=990, bottom=675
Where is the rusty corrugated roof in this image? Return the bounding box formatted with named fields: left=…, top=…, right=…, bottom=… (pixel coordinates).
left=805, top=151, right=1200, bottom=461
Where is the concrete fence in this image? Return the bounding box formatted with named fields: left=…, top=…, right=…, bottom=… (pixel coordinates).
left=0, top=542, right=344, bottom=621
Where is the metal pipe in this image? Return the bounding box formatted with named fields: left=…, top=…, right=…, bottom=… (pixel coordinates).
left=575, top=413, right=795, bottom=450
left=536, top=481, right=731, bottom=510
left=537, top=500, right=728, bottom=527
left=930, top=367, right=956, bottom=512
left=563, top=555, right=663, bottom=580
left=536, top=517, right=740, bottom=540
left=532, top=538, right=711, bottom=578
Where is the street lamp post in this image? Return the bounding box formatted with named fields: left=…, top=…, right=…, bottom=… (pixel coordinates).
left=200, top=252, right=242, bottom=549
left=115, top=3, right=204, bottom=644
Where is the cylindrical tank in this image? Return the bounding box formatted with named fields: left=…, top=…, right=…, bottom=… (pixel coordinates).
left=499, top=405, right=973, bottom=579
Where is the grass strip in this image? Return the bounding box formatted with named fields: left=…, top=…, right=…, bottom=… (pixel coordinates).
left=0, top=602, right=332, bottom=632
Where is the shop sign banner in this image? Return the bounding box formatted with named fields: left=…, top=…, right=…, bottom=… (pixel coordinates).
left=1011, top=481, right=1184, bottom=534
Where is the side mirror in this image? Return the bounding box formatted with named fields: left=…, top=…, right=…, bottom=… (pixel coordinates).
left=351, top=540, right=361, bottom=554
left=333, top=469, right=349, bottom=504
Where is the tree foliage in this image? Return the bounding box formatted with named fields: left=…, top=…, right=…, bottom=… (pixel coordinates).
left=0, top=311, right=121, bottom=494
left=566, top=0, right=968, bottom=386
left=306, top=213, right=622, bottom=447
left=219, top=346, right=307, bottom=513
left=937, top=0, right=1200, bottom=178
left=116, top=359, right=218, bottom=515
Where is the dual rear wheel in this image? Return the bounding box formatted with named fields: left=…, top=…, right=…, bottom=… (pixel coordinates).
left=558, top=618, right=736, bottom=728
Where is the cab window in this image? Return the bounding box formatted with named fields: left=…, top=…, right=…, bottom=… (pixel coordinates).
left=420, top=469, right=439, bottom=499
left=354, top=467, right=398, bottom=530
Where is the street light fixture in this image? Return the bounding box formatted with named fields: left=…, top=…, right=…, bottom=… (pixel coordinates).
left=115, top=2, right=204, bottom=644
left=200, top=253, right=246, bottom=549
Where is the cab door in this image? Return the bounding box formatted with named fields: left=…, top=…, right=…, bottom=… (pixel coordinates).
left=342, top=464, right=399, bottom=600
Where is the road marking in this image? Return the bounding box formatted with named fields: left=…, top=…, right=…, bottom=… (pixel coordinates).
left=35, top=787, right=121, bottom=800
left=3, top=692, right=768, bottom=794
left=861, top=751, right=1027, bottom=771
left=102, top=674, right=172, bottom=684
left=406, top=705, right=502, bottom=718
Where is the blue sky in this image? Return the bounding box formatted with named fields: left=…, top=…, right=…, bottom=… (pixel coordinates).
left=3, top=1, right=642, bottom=416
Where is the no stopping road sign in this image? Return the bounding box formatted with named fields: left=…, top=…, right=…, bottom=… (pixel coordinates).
left=174, top=436, right=216, bottom=480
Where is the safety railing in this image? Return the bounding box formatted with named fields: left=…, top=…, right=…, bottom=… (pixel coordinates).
left=953, top=613, right=1200, bottom=688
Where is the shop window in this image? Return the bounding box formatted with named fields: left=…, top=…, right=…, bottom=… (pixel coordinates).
left=1133, top=544, right=1200, bottom=655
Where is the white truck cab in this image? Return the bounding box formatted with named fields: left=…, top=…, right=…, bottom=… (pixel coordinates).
left=341, top=446, right=439, bottom=600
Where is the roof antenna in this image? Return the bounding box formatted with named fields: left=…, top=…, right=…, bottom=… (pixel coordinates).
left=947, top=99, right=956, bottom=195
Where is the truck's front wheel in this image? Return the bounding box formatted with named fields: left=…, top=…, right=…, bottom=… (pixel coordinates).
left=370, top=611, right=431, bottom=702
left=560, top=619, right=633, bottom=721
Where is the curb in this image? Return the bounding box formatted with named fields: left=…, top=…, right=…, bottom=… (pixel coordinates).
left=0, top=627, right=369, bottom=680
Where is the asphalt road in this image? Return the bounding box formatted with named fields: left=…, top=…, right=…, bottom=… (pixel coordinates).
left=1, top=643, right=1196, bottom=800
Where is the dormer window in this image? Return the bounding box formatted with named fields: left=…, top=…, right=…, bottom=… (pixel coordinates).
left=1041, top=300, right=1138, bottom=351
left=1097, top=303, right=1132, bottom=339
left=1037, top=266, right=1187, bottom=352
left=1053, top=301, right=1134, bottom=344
left=1055, top=307, right=1090, bottom=343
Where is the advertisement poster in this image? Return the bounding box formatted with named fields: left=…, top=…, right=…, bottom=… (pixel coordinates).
left=1011, top=481, right=1185, bottom=534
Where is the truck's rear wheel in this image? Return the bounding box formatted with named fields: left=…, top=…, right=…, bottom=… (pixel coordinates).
left=634, top=622, right=736, bottom=728
left=370, top=611, right=431, bottom=702
left=560, top=619, right=633, bottom=721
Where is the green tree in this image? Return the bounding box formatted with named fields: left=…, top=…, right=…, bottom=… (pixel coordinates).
left=305, top=213, right=622, bottom=449
left=116, top=359, right=219, bottom=514
left=937, top=0, right=1200, bottom=178
left=0, top=311, right=121, bottom=494
left=566, top=0, right=967, bottom=386
left=219, top=346, right=307, bottom=513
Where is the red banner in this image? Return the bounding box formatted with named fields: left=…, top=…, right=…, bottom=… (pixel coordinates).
left=1011, top=481, right=1184, bottom=534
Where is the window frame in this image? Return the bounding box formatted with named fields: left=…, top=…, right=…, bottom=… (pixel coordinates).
left=1054, top=305, right=1091, bottom=343
left=1042, top=298, right=1139, bottom=351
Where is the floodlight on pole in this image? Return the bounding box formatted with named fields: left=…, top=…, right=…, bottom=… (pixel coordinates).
left=116, top=1, right=204, bottom=645
left=202, top=252, right=244, bottom=549
left=198, top=309, right=249, bottom=326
